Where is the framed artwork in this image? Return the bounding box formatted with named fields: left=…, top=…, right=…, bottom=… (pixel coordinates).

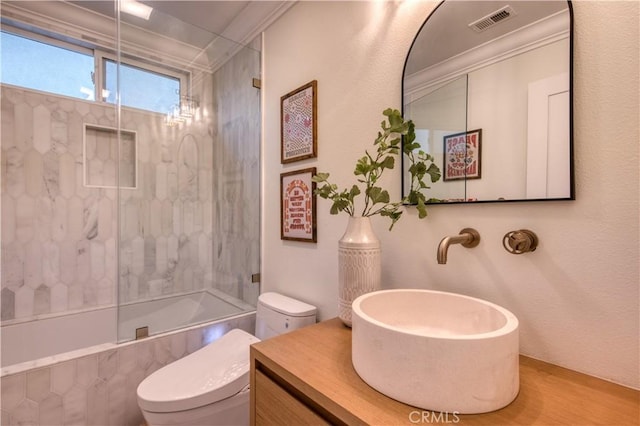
left=443, top=129, right=482, bottom=181
left=281, top=80, right=317, bottom=164
left=281, top=167, right=317, bottom=242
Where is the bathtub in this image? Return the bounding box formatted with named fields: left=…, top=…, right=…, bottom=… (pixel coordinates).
left=1, top=289, right=254, bottom=371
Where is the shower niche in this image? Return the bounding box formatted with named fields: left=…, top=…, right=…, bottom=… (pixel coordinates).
left=83, top=124, right=137, bottom=189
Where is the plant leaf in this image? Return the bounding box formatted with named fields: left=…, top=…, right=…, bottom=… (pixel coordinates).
left=312, top=172, right=330, bottom=182
left=426, top=163, right=442, bottom=182
left=381, top=156, right=395, bottom=170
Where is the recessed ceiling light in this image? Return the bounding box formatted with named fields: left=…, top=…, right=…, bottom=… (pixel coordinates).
left=121, top=0, right=153, bottom=20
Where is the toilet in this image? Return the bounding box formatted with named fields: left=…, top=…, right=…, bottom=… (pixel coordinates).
left=137, top=292, right=317, bottom=426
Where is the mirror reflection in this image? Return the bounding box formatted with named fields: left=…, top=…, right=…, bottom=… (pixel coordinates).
left=403, top=1, right=573, bottom=203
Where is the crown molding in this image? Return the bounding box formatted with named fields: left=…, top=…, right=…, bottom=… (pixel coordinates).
left=1, top=1, right=294, bottom=73
left=404, top=10, right=570, bottom=101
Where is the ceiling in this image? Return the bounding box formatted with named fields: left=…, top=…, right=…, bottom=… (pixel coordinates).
left=406, top=1, right=569, bottom=75
left=6, top=1, right=568, bottom=75
left=1, top=0, right=293, bottom=72
left=69, top=0, right=293, bottom=49
left=144, top=1, right=252, bottom=35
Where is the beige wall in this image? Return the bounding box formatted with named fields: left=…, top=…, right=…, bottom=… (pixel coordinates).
left=262, top=1, right=639, bottom=389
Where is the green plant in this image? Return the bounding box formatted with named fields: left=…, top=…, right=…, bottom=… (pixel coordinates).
left=312, top=108, right=441, bottom=230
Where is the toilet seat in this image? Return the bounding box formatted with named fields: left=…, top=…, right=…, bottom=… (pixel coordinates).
left=137, top=329, right=260, bottom=413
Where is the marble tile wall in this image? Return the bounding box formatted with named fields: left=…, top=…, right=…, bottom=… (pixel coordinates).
left=0, top=313, right=255, bottom=425
left=1, top=40, right=262, bottom=322
left=1, top=67, right=218, bottom=320
left=84, top=126, right=136, bottom=189
left=117, top=70, right=216, bottom=305
left=211, top=43, right=261, bottom=306
left=1, top=87, right=119, bottom=321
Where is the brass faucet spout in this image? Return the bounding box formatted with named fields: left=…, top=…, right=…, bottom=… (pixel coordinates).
left=437, top=228, right=481, bottom=264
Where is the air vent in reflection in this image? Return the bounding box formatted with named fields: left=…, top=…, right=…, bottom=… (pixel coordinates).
left=469, top=5, right=517, bottom=32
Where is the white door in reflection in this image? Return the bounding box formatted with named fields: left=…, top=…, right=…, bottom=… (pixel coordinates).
left=526, top=72, right=570, bottom=199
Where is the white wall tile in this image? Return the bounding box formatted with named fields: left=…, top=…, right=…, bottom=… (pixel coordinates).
left=39, top=393, right=64, bottom=426
left=14, top=285, right=34, bottom=319
left=42, top=241, right=60, bottom=287
left=106, top=374, right=126, bottom=425
left=98, top=197, right=112, bottom=241
left=50, top=283, right=69, bottom=313
left=26, top=368, right=50, bottom=403
left=51, top=110, right=68, bottom=154
left=62, top=385, right=87, bottom=425
left=33, top=284, right=51, bottom=315
left=59, top=241, right=76, bottom=285
left=97, top=350, right=117, bottom=382
left=32, top=105, right=51, bottom=154
left=75, top=240, right=91, bottom=283
left=131, top=236, right=145, bottom=276
left=23, top=241, right=43, bottom=289
left=156, top=163, right=167, bottom=200
left=172, top=201, right=182, bottom=236
left=86, top=379, right=109, bottom=426
left=5, top=148, right=25, bottom=198
left=42, top=150, right=60, bottom=198
left=105, top=238, right=116, bottom=282
left=170, top=332, right=187, bottom=359
left=67, top=283, right=84, bottom=310
left=23, top=149, right=43, bottom=197
left=51, top=196, right=68, bottom=242
left=13, top=102, right=33, bottom=152
left=34, top=196, right=53, bottom=243
left=166, top=163, right=178, bottom=201
left=75, top=355, right=98, bottom=388
left=1, top=195, right=16, bottom=244
left=97, top=277, right=113, bottom=305
left=183, top=201, right=194, bottom=235
left=58, top=152, right=76, bottom=199
left=51, top=360, right=76, bottom=395
left=0, top=372, right=26, bottom=411
left=11, top=398, right=39, bottom=425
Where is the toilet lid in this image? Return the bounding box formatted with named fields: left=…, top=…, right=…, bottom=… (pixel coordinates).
left=137, top=329, right=260, bottom=413
left=258, top=292, right=317, bottom=317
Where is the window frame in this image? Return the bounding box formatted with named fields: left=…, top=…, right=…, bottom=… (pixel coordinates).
left=1, top=26, right=96, bottom=100
left=96, top=50, right=190, bottom=114
left=1, top=25, right=191, bottom=115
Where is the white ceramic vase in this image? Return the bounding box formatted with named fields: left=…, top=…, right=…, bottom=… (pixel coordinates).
left=338, top=216, right=381, bottom=327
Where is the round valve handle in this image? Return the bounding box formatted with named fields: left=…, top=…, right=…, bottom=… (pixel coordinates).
left=502, top=229, right=538, bottom=254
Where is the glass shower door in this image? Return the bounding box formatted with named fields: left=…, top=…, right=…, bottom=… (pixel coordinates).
left=115, top=2, right=261, bottom=342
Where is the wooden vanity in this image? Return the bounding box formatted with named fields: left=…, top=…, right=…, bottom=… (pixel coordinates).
left=250, top=318, right=639, bottom=425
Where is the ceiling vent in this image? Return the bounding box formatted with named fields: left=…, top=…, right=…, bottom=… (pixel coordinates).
left=468, top=5, right=517, bottom=33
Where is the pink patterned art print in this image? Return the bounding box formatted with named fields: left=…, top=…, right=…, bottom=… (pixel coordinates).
left=281, top=168, right=317, bottom=242
left=443, top=129, right=482, bottom=181
left=281, top=80, right=317, bottom=163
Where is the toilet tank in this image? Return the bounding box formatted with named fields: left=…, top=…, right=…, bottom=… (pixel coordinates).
left=255, top=292, right=317, bottom=340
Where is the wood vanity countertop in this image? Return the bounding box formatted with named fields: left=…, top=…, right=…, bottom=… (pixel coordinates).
left=250, top=318, right=639, bottom=425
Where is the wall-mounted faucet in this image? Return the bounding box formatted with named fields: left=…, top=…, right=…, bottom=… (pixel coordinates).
left=437, top=228, right=481, bottom=264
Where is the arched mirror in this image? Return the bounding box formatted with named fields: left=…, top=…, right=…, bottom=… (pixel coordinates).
left=402, top=1, right=574, bottom=203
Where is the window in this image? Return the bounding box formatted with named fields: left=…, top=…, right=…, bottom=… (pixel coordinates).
left=1, top=30, right=185, bottom=115
left=0, top=31, right=95, bottom=100
left=103, top=58, right=181, bottom=115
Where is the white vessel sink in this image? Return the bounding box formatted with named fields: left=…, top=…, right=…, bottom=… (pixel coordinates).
left=351, top=289, right=519, bottom=414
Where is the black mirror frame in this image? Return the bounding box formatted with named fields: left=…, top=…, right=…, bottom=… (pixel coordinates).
left=401, top=0, right=575, bottom=205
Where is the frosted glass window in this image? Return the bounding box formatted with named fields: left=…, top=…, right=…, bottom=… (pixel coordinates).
left=103, top=59, right=180, bottom=114
left=0, top=31, right=95, bottom=100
